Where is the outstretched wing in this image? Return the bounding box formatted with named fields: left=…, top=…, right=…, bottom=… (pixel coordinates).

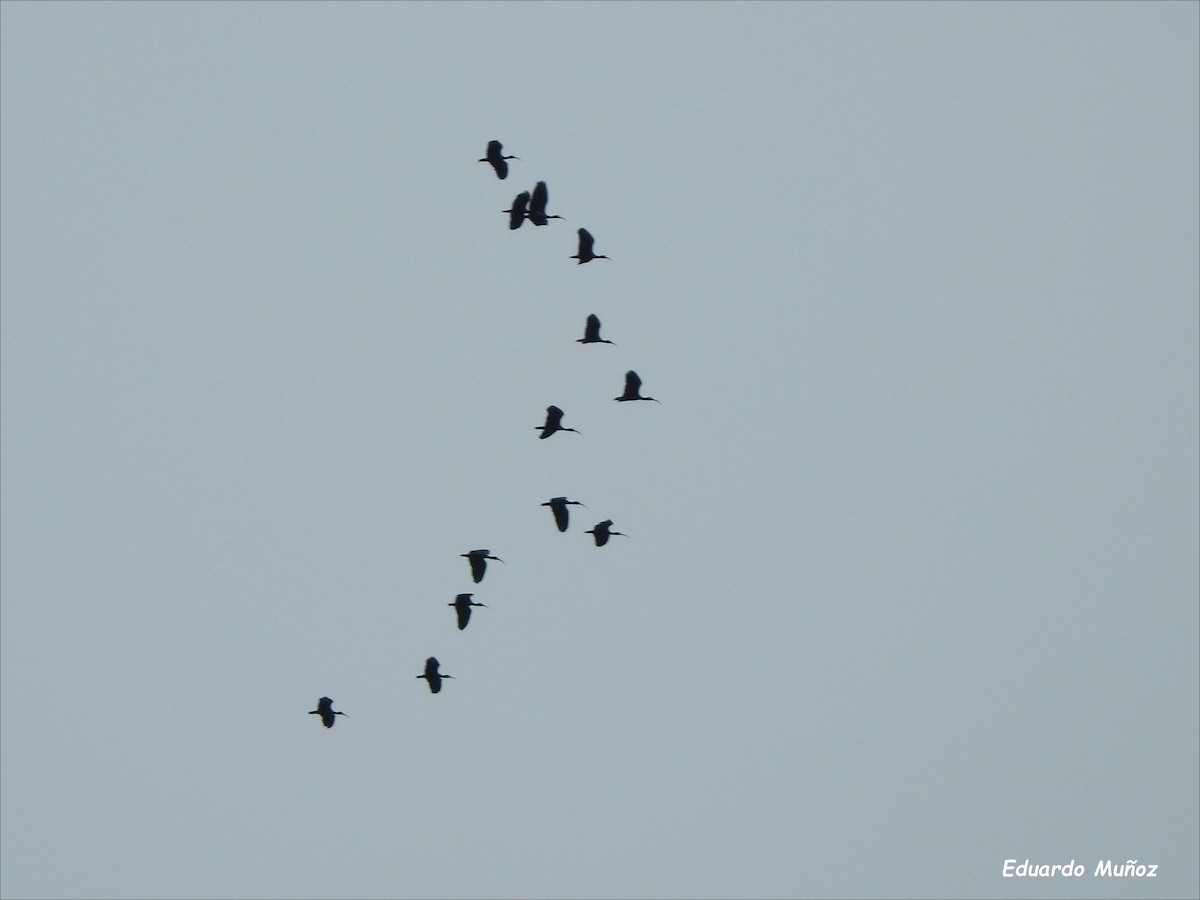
left=530, top=181, right=549, bottom=216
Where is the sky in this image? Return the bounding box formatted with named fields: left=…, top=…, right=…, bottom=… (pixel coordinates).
left=1, top=2, right=1197, bottom=899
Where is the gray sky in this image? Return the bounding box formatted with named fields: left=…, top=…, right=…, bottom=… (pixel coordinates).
left=2, top=2, right=1197, bottom=898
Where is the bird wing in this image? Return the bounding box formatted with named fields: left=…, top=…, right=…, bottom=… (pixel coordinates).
left=625, top=371, right=641, bottom=394
left=584, top=314, right=601, bottom=340
left=577, top=228, right=594, bottom=255
left=428, top=677, right=442, bottom=694
left=530, top=181, right=548, bottom=215
left=425, top=657, right=439, bottom=677
left=469, top=555, right=485, bottom=582
left=455, top=604, right=469, bottom=629
left=551, top=500, right=569, bottom=532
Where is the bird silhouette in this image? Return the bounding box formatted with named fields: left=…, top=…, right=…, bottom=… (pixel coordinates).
left=541, top=496, right=586, bottom=532
left=417, top=656, right=454, bottom=693
left=527, top=181, right=565, bottom=226
left=504, top=191, right=531, bottom=230
left=577, top=313, right=615, bottom=345
left=461, top=548, right=504, bottom=583
left=585, top=519, right=627, bottom=547
left=571, top=228, right=609, bottom=264
left=308, top=696, right=346, bottom=728
left=536, top=405, right=581, bottom=439
left=449, top=593, right=487, bottom=630
left=614, top=370, right=660, bottom=402
left=479, top=140, right=518, bottom=179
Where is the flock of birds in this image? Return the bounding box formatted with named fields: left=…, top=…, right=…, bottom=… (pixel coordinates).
left=309, top=140, right=658, bottom=728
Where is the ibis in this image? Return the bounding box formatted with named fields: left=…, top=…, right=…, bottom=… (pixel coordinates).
left=479, top=140, right=518, bottom=179
left=542, top=496, right=585, bottom=532
left=571, top=228, right=609, bottom=264
left=614, top=370, right=659, bottom=402
left=450, top=593, right=487, bottom=630
left=462, top=548, right=503, bottom=583
left=308, top=696, right=346, bottom=728
left=585, top=519, right=627, bottom=547
left=417, top=656, right=454, bottom=694
left=504, top=191, right=531, bottom=230
left=527, top=181, right=564, bottom=226
left=577, top=313, right=615, bottom=345
left=536, top=405, right=580, bottom=439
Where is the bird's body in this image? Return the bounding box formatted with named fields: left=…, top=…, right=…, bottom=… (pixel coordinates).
left=504, top=191, right=531, bottom=230
left=527, top=181, right=564, bottom=226
left=585, top=519, right=626, bottom=547
left=542, top=496, right=585, bottom=532
left=308, top=696, right=346, bottom=728
left=417, top=656, right=454, bottom=693
left=614, top=370, right=660, bottom=402
left=479, top=140, right=518, bottom=179
left=577, top=313, right=615, bottom=345
left=571, top=228, right=609, bottom=264
left=461, top=548, right=503, bottom=583
left=450, top=593, right=487, bottom=630
left=536, top=405, right=580, bottom=439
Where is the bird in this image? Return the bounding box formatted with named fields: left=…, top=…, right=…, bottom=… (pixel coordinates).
left=614, top=370, right=660, bottom=402
left=308, top=696, right=346, bottom=728
left=585, top=519, right=627, bottom=547
left=449, top=593, right=487, bottom=630
left=479, top=140, right=518, bottom=179
left=527, top=181, right=565, bottom=226
left=536, top=405, right=580, bottom=439
left=571, top=228, right=610, bottom=264
left=541, top=496, right=586, bottom=532
left=577, top=313, right=615, bottom=345
left=504, top=191, right=531, bottom=230
left=417, top=656, right=454, bottom=694
left=461, top=548, right=504, bottom=583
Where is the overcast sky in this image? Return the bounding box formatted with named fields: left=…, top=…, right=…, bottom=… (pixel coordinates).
left=2, top=2, right=1197, bottom=899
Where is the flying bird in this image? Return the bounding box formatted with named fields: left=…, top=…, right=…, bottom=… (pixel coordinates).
left=527, top=181, right=565, bottom=226
left=571, top=228, right=610, bottom=264
left=417, top=656, right=454, bottom=694
left=614, top=370, right=660, bottom=402
left=577, top=313, right=615, bottom=345
left=479, top=140, right=518, bottom=179
left=536, top=405, right=580, bottom=439
left=541, top=496, right=586, bottom=532
left=504, top=191, right=531, bottom=230
left=461, top=548, right=504, bottom=583
left=308, top=696, right=346, bottom=728
left=449, top=593, right=487, bottom=630
left=585, top=519, right=627, bottom=547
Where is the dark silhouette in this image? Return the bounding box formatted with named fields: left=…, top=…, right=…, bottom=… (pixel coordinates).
left=571, top=228, right=609, bottom=264
left=527, top=181, right=564, bottom=226
left=461, top=548, right=504, bottom=583
left=504, top=191, right=531, bottom=230
left=450, top=593, right=487, bottom=630
left=479, top=140, right=518, bottom=179
left=614, top=370, right=660, bottom=403
left=541, top=496, right=586, bottom=532
left=536, top=405, right=581, bottom=439
left=577, top=313, right=615, bottom=345
left=417, top=656, right=454, bottom=693
left=308, top=696, right=346, bottom=728
left=585, top=519, right=627, bottom=547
